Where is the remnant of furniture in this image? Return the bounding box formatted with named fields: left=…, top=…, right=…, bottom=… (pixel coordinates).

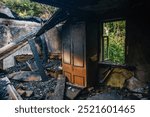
left=62, top=21, right=99, bottom=87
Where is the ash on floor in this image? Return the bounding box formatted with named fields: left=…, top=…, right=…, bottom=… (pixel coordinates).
left=10, top=78, right=57, bottom=100
left=76, top=85, right=150, bottom=100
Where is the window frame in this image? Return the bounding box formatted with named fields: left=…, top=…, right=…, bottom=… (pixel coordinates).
left=99, top=19, right=127, bottom=65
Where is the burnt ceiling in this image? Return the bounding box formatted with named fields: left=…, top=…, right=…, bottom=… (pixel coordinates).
left=31, top=0, right=148, bottom=37
left=31, top=0, right=147, bottom=15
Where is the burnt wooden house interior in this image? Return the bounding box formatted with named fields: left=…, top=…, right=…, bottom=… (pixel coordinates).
left=0, top=0, right=150, bottom=100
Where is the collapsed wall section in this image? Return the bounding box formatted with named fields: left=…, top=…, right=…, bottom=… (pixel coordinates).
left=0, top=18, right=41, bottom=69
left=0, top=18, right=62, bottom=69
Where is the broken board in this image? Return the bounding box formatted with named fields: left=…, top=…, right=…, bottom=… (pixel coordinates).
left=0, top=77, right=22, bottom=100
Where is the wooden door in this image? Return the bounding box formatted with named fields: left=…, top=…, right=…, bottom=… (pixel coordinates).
left=62, top=22, right=87, bottom=87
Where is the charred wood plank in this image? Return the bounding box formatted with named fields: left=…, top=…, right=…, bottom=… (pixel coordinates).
left=36, top=9, right=69, bottom=37
left=28, top=39, right=48, bottom=81
left=99, top=62, right=136, bottom=71
left=0, top=31, right=36, bottom=60
left=0, top=77, right=22, bottom=100
left=0, top=42, right=28, bottom=61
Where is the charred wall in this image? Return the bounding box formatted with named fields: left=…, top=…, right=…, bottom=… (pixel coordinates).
left=0, top=18, right=40, bottom=69
left=126, top=10, right=150, bottom=83
left=45, top=26, right=62, bottom=54
left=86, top=20, right=99, bottom=86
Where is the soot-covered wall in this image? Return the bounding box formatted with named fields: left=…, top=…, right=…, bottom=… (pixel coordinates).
left=126, top=10, right=150, bottom=83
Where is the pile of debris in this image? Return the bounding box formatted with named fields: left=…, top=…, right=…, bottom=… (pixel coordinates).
left=0, top=4, right=69, bottom=100
left=82, top=67, right=150, bottom=100
left=0, top=77, right=22, bottom=100
left=11, top=77, right=57, bottom=100
left=0, top=55, right=63, bottom=100
left=4, top=55, right=62, bottom=77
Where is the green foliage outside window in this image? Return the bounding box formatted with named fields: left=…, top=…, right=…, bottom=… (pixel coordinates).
left=103, top=21, right=126, bottom=64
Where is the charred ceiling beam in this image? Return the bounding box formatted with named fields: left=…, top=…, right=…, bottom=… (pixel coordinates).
left=36, top=9, right=69, bottom=37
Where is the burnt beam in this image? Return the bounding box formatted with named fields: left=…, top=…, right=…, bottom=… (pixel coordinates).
left=0, top=31, right=36, bottom=60
left=28, top=39, right=48, bottom=81
left=36, top=9, right=69, bottom=37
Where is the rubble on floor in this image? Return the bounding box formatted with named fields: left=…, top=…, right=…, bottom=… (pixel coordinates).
left=81, top=66, right=149, bottom=100
left=0, top=52, right=150, bottom=100
left=5, top=57, right=62, bottom=76
left=87, top=89, right=123, bottom=100
left=8, top=71, right=42, bottom=81
left=124, top=76, right=146, bottom=92
left=105, top=68, right=134, bottom=88
left=45, top=59, right=62, bottom=78
left=0, top=77, right=22, bottom=100
left=11, top=77, right=57, bottom=100
left=76, top=78, right=150, bottom=100
left=65, top=83, right=83, bottom=100
left=0, top=52, right=62, bottom=100
left=46, top=75, right=66, bottom=100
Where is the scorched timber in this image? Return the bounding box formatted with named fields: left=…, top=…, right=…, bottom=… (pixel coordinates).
left=0, top=32, right=36, bottom=61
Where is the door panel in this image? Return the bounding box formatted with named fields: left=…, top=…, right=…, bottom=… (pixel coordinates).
left=63, top=43, right=71, bottom=64
left=62, top=22, right=87, bottom=87
left=72, top=24, right=84, bottom=67
left=62, top=28, right=71, bottom=64
left=73, top=76, right=85, bottom=86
